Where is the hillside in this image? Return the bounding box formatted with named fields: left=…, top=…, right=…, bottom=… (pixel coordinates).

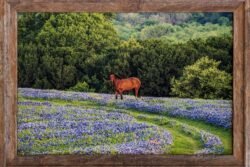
left=113, top=13, right=232, bottom=41
left=18, top=88, right=232, bottom=155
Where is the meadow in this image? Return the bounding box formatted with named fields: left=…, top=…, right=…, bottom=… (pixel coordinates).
left=17, top=88, right=232, bottom=155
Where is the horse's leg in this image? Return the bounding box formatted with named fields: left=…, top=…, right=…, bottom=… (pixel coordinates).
left=120, top=91, right=123, bottom=100
left=135, top=88, right=139, bottom=98
left=115, top=91, right=118, bottom=100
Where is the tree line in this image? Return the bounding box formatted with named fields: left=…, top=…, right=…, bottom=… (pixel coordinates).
left=18, top=13, right=233, bottom=99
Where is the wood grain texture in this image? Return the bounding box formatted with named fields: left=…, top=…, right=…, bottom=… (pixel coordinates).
left=4, top=4, right=17, bottom=165
left=233, top=4, right=245, bottom=164
left=7, top=0, right=244, bottom=12
left=6, top=155, right=243, bottom=166
left=0, top=0, right=246, bottom=166
left=245, top=0, right=250, bottom=166
left=5, top=166, right=246, bottom=167
left=0, top=0, right=5, bottom=166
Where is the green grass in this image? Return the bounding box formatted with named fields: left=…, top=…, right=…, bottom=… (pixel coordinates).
left=120, top=109, right=232, bottom=154
left=18, top=97, right=232, bottom=155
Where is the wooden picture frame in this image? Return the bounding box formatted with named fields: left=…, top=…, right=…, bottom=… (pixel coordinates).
left=0, top=0, right=249, bottom=166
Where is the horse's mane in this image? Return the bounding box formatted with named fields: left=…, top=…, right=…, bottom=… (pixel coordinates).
left=111, top=73, right=129, bottom=80
left=113, top=74, right=122, bottom=79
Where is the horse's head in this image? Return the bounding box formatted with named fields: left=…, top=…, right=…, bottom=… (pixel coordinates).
left=109, top=74, right=116, bottom=83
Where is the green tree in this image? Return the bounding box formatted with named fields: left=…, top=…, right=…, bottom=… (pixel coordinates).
left=171, top=57, right=232, bottom=99
left=18, top=13, right=51, bottom=88
left=36, top=13, right=119, bottom=89
left=18, top=43, right=39, bottom=87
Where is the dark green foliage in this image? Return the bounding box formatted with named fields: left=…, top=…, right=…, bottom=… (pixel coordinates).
left=19, top=13, right=119, bottom=90
left=18, top=43, right=39, bottom=87
left=18, top=13, right=233, bottom=99
left=189, top=13, right=232, bottom=25
left=18, top=13, right=51, bottom=88
left=101, top=36, right=232, bottom=98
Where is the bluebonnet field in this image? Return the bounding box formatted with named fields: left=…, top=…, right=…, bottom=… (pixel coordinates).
left=17, top=88, right=232, bottom=155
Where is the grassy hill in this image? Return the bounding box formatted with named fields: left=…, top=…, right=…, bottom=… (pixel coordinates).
left=17, top=88, right=232, bottom=155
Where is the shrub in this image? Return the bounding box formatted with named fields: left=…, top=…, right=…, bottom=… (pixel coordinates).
left=68, top=82, right=95, bottom=92
left=171, top=56, right=232, bottom=99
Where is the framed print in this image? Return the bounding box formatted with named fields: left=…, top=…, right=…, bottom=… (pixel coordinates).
left=0, top=0, right=250, bottom=166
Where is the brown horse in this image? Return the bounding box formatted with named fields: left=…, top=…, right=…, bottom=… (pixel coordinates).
left=110, top=74, right=141, bottom=100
